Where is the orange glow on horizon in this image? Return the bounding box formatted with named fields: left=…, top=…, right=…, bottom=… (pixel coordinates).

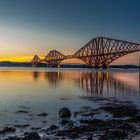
left=0, top=56, right=35, bottom=62
left=0, top=52, right=139, bottom=65
left=0, top=56, right=84, bottom=64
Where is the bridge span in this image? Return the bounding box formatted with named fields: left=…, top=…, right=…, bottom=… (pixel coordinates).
left=31, top=36, right=140, bottom=68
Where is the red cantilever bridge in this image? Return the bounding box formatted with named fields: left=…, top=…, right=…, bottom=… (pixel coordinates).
left=31, top=36, right=140, bottom=68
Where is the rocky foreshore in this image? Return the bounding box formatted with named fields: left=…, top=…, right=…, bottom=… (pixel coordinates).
left=1, top=97, right=140, bottom=140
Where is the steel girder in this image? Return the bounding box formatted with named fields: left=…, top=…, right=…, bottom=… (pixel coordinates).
left=31, top=55, right=41, bottom=67
left=31, top=37, right=140, bottom=68
left=43, top=50, right=66, bottom=67
left=74, top=37, right=140, bottom=68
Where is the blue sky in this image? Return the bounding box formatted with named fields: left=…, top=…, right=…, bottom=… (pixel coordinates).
left=0, top=0, right=139, bottom=64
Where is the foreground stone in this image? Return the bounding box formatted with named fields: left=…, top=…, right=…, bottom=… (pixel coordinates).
left=0, top=127, right=16, bottom=134
left=58, top=107, right=71, bottom=118
left=1, top=98, right=140, bottom=140
left=46, top=99, right=140, bottom=140
left=22, top=132, right=41, bottom=140
left=100, top=102, right=139, bottom=118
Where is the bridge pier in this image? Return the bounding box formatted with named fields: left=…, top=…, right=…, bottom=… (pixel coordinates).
left=102, top=64, right=108, bottom=69
left=32, top=63, right=38, bottom=67
left=47, top=64, right=60, bottom=68
left=91, top=64, right=108, bottom=69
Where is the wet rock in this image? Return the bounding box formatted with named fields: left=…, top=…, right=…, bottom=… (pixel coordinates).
left=46, top=125, right=59, bottom=131
left=16, top=110, right=29, bottom=114
left=43, top=100, right=140, bottom=139
left=80, top=119, right=106, bottom=126
left=100, top=103, right=139, bottom=118
left=66, top=121, right=74, bottom=127
left=87, top=134, right=93, bottom=140
left=0, top=127, right=16, bottom=134
left=59, top=107, right=71, bottom=118
left=69, top=131, right=79, bottom=138
left=1, top=98, right=140, bottom=140
left=59, top=119, right=70, bottom=125
left=42, top=120, right=47, bottom=123
left=81, top=106, right=92, bottom=110
left=55, top=124, right=94, bottom=138
left=99, top=134, right=108, bottom=140
left=59, top=97, right=70, bottom=100
left=109, top=130, right=128, bottom=139
left=74, top=112, right=77, bottom=117
left=74, top=109, right=99, bottom=118
left=22, top=132, right=41, bottom=140
left=4, top=136, right=20, bottom=140
left=56, top=130, right=77, bottom=138
left=37, top=113, right=48, bottom=117
left=99, top=129, right=128, bottom=140
left=128, top=115, right=140, bottom=123
left=31, top=127, right=41, bottom=131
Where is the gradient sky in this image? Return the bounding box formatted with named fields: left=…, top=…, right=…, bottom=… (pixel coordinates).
left=0, top=0, right=140, bottom=64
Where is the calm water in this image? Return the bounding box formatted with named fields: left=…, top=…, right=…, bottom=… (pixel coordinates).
left=0, top=67, right=139, bottom=130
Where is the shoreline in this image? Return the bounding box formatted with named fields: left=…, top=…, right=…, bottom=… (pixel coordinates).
left=1, top=97, right=140, bottom=140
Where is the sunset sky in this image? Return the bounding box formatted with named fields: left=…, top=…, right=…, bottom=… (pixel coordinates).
left=0, top=0, right=140, bottom=65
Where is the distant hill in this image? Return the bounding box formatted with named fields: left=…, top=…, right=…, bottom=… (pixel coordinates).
left=0, top=61, right=32, bottom=67
left=0, top=61, right=139, bottom=69
left=109, top=65, right=139, bottom=69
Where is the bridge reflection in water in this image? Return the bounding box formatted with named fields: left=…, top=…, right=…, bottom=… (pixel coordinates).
left=32, top=70, right=139, bottom=96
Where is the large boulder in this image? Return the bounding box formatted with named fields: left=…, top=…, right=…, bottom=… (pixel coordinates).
left=59, top=107, right=71, bottom=118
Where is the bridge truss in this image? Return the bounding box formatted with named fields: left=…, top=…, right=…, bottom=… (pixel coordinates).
left=31, top=37, right=140, bottom=68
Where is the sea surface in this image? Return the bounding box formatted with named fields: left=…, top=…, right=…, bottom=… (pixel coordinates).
left=0, top=67, right=139, bottom=135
